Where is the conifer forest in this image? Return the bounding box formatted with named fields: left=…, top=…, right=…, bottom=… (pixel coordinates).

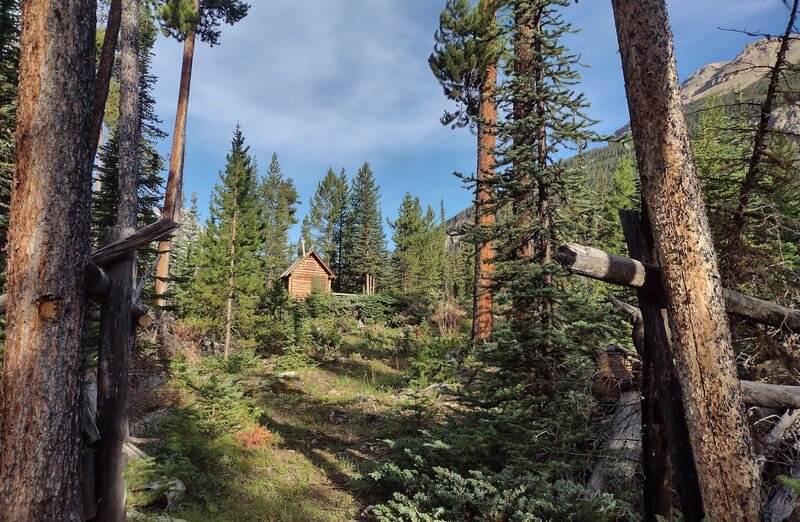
left=2, top=0, right=800, bottom=520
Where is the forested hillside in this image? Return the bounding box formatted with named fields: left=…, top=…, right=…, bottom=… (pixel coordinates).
left=0, top=1, right=798, bottom=521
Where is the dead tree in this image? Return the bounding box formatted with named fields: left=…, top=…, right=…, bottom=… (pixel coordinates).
left=611, top=0, right=761, bottom=518
left=89, top=0, right=122, bottom=160
left=94, top=0, right=139, bottom=518
left=619, top=211, right=697, bottom=521
left=0, top=0, right=97, bottom=519
left=730, top=0, right=799, bottom=244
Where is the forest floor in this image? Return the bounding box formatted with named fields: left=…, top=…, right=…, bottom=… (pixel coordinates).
left=127, top=330, right=439, bottom=521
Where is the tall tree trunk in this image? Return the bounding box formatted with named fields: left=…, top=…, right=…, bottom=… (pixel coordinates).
left=511, top=4, right=532, bottom=260
left=89, top=0, right=122, bottom=163
left=472, top=0, right=497, bottom=343
left=224, top=207, right=237, bottom=358
left=532, top=9, right=553, bottom=331
left=0, top=0, right=96, bottom=519
left=155, top=0, right=200, bottom=305
left=95, top=0, right=138, bottom=518
left=729, top=0, right=799, bottom=246
left=611, top=1, right=761, bottom=519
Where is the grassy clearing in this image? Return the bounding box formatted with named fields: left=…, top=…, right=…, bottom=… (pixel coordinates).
left=127, top=330, right=435, bottom=521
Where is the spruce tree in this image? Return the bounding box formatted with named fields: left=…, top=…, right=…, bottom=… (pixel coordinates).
left=308, top=167, right=349, bottom=285
left=259, top=152, right=299, bottom=281
left=297, top=215, right=313, bottom=257
left=464, top=0, right=606, bottom=466
left=190, top=125, right=263, bottom=353
left=172, top=192, right=202, bottom=313
left=347, top=162, right=387, bottom=292
left=390, top=194, right=442, bottom=296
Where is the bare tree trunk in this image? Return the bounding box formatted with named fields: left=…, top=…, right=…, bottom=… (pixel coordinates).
left=95, top=0, right=138, bottom=518
left=155, top=0, right=200, bottom=305
left=89, top=0, right=121, bottom=162
left=620, top=210, right=698, bottom=521
left=471, top=0, right=496, bottom=343
left=0, top=0, right=96, bottom=519
left=224, top=206, right=237, bottom=359
left=730, top=0, right=799, bottom=245
left=611, top=1, right=761, bottom=519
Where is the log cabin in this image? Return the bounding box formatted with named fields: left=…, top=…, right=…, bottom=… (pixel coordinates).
left=280, top=251, right=336, bottom=298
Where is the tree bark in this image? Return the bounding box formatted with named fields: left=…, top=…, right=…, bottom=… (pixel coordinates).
left=94, top=0, right=138, bottom=518
left=89, top=0, right=122, bottom=163
left=611, top=2, right=762, bottom=517
left=154, top=0, right=200, bottom=306
left=471, top=0, right=496, bottom=343
left=0, top=0, right=96, bottom=519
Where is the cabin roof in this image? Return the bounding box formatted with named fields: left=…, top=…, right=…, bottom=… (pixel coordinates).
left=279, top=250, right=336, bottom=279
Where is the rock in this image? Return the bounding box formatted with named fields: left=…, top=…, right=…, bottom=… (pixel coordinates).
left=267, top=371, right=304, bottom=394
left=361, top=413, right=379, bottom=424
left=134, top=478, right=186, bottom=509
left=137, top=374, right=165, bottom=392
left=329, top=409, right=349, bottom=424
left=129, top=407, right=171, bottom=437
left=355, top=395, right=378, bottom=404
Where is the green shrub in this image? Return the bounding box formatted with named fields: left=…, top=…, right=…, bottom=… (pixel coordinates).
left=410, top=335, right=466, bottom=385
left=370, top=438, right=637, bottom=522
left=308, top=317, right=342, bottom=361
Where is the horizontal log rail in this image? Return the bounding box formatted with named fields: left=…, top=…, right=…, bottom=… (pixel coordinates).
left=555, top=243, right=800, bottom=331
left=0, top=219, right=177, bottom=315
left=92, top=218, right=177, bottom=267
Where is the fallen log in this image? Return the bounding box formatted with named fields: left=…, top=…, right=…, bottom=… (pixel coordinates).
left=742, top=381, right=800, bottom=410
left=610, top=297, right=800, bottom=410
left=555, top=243, right=800, bottom=330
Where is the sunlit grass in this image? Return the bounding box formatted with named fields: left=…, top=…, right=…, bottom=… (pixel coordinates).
left=127, top=337, right=419, bottom=521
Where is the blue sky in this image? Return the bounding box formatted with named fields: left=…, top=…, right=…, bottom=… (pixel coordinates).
left=149, top=0, right=790, bottom=240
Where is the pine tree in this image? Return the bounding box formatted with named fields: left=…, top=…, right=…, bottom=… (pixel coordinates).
left=693, top=97, right=799, bottom=296
left=346, top=162, right=387, bottom=292
left=259, top=152, right=299, bottom=281
left=389, top=194, right=442, bottom=296
left=430, top=0, right=500, bottom=341
left=172, top=192, right=202, bottom=312
left=190, top=125, right=263, bottom=355
left=153, top=0, right=249, bottom=304
left=462, top=0, right=607, bottom=467
left=308, top=167, right=349, bottom=285
left=0, top=0, right=96, bottom=516
left=297, top=214, right=313, bottom=257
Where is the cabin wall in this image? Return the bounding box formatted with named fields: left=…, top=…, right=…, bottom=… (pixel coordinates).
left=287, top=257, right=332, bottom=298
